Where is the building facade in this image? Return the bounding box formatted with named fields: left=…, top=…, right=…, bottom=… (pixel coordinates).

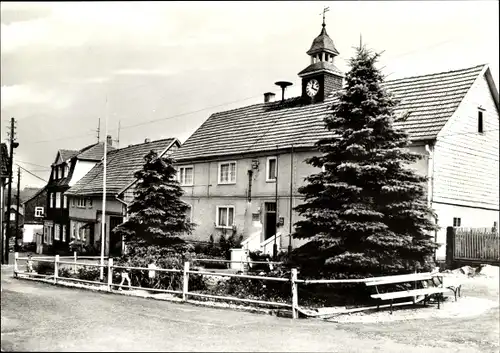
left=172, top=22, right=499, bottom=259
left=21, top=186, right=47, bottom=250
left=67, top=138, right=180, bottom=256
left=41, top=137, right=114, bottom=254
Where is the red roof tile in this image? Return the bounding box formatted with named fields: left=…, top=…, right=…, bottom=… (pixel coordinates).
left=173, top=64, right=486, bottom=162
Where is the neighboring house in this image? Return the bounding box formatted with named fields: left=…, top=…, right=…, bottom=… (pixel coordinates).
left=21, top=186, right=47, bottom=251
left=1, top=143, right=9, bottom=250
left=66, top=138, right=180, bottom=256
left=41, top=136, right=115, bottom=254
left=172, top=22, right=499, bottom=260
left=3, top=205, right=24, bottom=248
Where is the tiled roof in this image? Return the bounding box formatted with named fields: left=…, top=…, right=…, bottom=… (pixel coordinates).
left=77, top=142, right=115, bottom=161
left=59, top=149, right=79, bottom=162
left=298, top=61, right=343, bottom=77
left=66, top=138, right=177, bottom=196
left=307, top=26, right=339, bottom=56
left=1, top=143, right=8, bottom=178
left=173, top=64, right=487, bottom=162
left=22, top=185, right=47, bottom=205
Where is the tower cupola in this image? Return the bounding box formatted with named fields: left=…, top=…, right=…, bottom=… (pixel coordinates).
left=299, top=7, right=344, bottom=104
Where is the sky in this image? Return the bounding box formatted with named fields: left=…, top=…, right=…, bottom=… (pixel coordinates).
left=1, top=1, right=499, bottom=188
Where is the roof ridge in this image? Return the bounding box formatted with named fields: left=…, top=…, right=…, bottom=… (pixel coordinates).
left=114, top=137, right=175, bottom=151
left=385, top=64, right=486, bottom=84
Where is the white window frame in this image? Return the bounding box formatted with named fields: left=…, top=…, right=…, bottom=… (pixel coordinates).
left=55, top=192, right=61, bottom=208
left=35, top=207, right=44, bottom=217
left=49, top=193, right=53, bottom=208
left=71, top=223, right=77, bottom=240
left=76, top=198, right=86, bottom=208
left=63, top=195, right=68, bottom=209
left=47, top=225, right=53, bottom=245
left=88, top=198, right=93, bottom=208
left=54, top=224, right=60, bottom=241
left=218, top=161, right=237, bottom=185
left=178, top=165, right=194, bottom=186
left=43, top=226, right=48, bottom=244
left=216, top=205, right=235, bottom=229
left=266, top=157, right=277, bottom=182
left=62, top=226, right=67, bottom=242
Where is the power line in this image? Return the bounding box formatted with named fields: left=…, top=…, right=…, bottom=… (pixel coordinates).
left=26, top=91, right=280, bottom=145
left=16, top=164, right=48, bottom=183
left=15, top=160, right=51, bottom=169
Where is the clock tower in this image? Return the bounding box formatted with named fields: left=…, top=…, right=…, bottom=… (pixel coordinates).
left=299, top=18, right=343, bottom=104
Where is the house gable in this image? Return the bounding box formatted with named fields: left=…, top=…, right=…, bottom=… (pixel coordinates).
left=432, top=65, right=499, bottom=210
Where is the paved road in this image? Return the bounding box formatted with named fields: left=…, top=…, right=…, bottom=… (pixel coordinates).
left=0, top=266, right=496, bottom=352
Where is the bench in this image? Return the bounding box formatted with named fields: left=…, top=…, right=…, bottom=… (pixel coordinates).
left=365, top=273, right=453, bottom=314
left=431, top=274, right=462, bottom=302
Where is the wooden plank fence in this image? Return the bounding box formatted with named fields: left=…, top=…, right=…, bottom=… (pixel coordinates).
left=447, top=227, right=500, bottom=266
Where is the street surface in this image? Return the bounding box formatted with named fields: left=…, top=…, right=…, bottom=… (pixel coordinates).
left=1, top=265, right=497, bottom=352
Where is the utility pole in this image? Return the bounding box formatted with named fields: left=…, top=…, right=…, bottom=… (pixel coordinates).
left=14, top=167, right=21, bottom=252
left=4, top=117, right=19, bottom=264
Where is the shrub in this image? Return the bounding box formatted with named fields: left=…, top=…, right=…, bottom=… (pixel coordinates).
left=114, top=247, right=206, bottom=293
left=34, top=261, right=55, bottom=275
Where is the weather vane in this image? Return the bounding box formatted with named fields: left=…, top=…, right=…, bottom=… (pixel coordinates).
left=320, top=6, right=330, bottom=27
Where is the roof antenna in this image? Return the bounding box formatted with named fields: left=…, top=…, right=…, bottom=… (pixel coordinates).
left=95, top=118, right=101, bottom=143
left=274, top=81, right=293, bottom=102
left=114, top=120, right=121, bottom=149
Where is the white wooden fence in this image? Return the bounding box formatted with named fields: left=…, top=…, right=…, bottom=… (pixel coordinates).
left=13, top=252, right=440, bottom=319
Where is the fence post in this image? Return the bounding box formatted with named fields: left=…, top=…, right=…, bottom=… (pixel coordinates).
left=73, top=251, right=77, bottom=273
left=54, top=255, right=60, bottom=284
left=291, top=268, right=298, bottom=319
left=182, top=261, right=190, bottom=302
left=14, top=252, right=19, bottom=277
left=446, top=227, right=455, bottom=269
left=107, top=258, right=113, bottom=292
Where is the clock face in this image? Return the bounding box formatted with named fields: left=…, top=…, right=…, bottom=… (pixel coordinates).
left=306, top=79, right=320, bottom=97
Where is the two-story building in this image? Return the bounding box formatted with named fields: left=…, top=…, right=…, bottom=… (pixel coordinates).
left=41, top=136, right=115, bottom=254
left=66, top=138, right=180, bottom=256
left=172, top=22, right=499, bottom=260
left=21, top=186, right=47, bottom=252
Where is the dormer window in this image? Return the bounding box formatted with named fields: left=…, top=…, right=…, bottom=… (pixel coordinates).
left=54, top=167, right=58, bottom=180
left=478, top=109, right=484, bottom=133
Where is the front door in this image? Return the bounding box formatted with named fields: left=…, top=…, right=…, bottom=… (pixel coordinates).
left=264, top=202, right=277, bottom=240
left=109, top=216, right=124, bottom=256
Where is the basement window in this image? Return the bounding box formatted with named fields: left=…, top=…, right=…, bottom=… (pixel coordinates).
left=477, top=110, right=484, bottom=133
left=453, top=217, right=461, bottom=227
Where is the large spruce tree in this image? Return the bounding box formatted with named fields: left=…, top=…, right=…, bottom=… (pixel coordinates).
left=113, top=151, right=194, bottom=256
left=293, top=47, right=438, bottom=278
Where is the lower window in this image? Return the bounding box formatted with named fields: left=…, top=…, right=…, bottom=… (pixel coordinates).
left=216, top=206, right=234, bottom=228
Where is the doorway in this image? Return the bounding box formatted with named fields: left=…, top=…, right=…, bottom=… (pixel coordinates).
left=264, top=202, right=277, bottom=240
left=109, top=216, right=124, bottom=256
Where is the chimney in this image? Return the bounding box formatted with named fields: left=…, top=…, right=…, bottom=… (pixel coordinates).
left=106, top=135, right=113, bottom=147
left=264, top=92, right=276, bottom=103
left=144, top=138, right=151, bottom=143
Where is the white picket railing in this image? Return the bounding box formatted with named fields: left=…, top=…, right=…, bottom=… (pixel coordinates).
left=13, top=252, right=442, bottom=320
